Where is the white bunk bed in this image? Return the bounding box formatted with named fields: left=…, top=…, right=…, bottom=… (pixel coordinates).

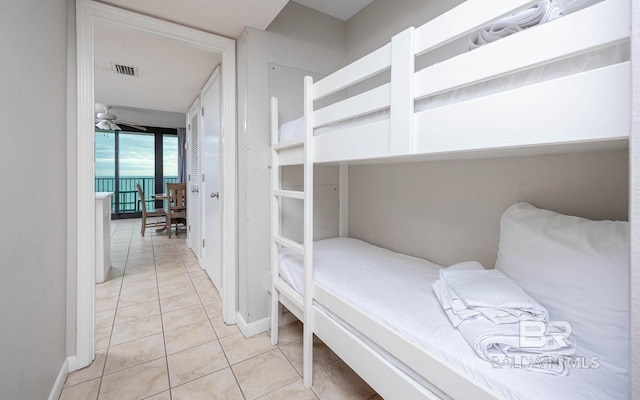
left=269, top=0, right=631, bottom=399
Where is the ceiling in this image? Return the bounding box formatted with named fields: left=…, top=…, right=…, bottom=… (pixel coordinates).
left=93, top=0, right=374, bottom=122
left=293, top=0, right=373, bottom=21
left=94, top=22, right=221, bottom=114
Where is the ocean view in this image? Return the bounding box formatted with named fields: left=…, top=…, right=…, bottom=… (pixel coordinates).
left=95, top=176, right=179, bottom=213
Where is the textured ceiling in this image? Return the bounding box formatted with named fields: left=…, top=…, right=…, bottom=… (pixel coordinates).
left=94, top=22, right=221, bottom=114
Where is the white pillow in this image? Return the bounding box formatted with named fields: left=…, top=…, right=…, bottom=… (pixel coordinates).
left=495, top=202, right=629, bottom=375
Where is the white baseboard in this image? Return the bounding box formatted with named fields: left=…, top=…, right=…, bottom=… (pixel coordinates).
left=48, top=358, right=71, bottom=400
left=236, top=313, right=271, bottom=337
left=66, top=356, right=77, bottom=372
left=236, top=311, right=300, bottom=338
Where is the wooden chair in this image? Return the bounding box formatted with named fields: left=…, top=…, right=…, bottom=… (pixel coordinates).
left=165, top=183, right=187, bottom=238
left=136, top=184, right=165, bottom=236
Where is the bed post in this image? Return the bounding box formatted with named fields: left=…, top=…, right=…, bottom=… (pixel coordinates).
left=390, top=27, right=415, bottom=156
left=339, top=162, right=349, bottom=237
left=303, top=75, right=315, bottom=388
left=270, top=97, right=281, bottom=346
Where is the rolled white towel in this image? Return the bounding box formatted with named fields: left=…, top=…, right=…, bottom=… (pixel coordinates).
left=469, top=0, right=563, bottom=49
left=458, top=317, right=577, bottom=375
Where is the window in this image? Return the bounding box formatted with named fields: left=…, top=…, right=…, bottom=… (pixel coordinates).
left=95, top=128, right=180, bottom=218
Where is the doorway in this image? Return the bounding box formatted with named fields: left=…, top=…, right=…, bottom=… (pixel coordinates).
left=75, top=0, right=237, bottom=370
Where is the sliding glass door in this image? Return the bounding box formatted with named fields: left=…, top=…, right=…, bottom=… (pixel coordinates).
left=163, top=134, right=179, bottom=195
left=118, top=132, right=155, bottom=215
left=95, top=128, right=179, bottom=218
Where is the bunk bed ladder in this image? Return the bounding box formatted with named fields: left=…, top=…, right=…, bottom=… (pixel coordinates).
left=270, top=75, right=315, bottom=389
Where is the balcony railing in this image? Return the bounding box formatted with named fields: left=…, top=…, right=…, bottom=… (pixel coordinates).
left=95, top=176, right=179, bottom=214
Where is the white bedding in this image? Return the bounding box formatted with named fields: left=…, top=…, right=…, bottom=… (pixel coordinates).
left=277, top=44, right=627, bottom=143
left=278, top=237, right=628, bottom=400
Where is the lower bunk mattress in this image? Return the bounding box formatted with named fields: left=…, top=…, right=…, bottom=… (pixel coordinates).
left=278, top=237, right=627, bottom=400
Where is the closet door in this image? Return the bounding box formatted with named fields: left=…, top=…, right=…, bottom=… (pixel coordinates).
left=202, top=70, right=223, bottom=290
left=187, top=100, right=202, bottom=258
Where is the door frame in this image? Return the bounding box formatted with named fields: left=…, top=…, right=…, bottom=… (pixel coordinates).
left=75, top=0, right=237, bottom=370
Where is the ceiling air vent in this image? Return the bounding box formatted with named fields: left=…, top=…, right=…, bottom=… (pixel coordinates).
left=113, top=64, right=137, bottom=76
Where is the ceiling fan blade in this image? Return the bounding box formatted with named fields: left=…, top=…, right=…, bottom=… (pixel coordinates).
left=117, top=121, right=147, bottom=131
left=95, top=120, right=121, bottom=131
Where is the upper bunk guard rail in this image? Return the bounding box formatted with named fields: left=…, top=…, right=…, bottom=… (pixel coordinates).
left=309, top=1, right=540, bottom=104
left=308, top=0, right=539, bottom=106
left=314, top=83, right=391, bottom=128
left=414, top=0, right=630, bottom=101
left=414, top=61, right=631, bottom=154
left=312, top=44, right=391, bottom=101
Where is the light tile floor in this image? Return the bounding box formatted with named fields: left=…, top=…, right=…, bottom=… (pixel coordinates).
left=60, top=218, right=381, bottom=400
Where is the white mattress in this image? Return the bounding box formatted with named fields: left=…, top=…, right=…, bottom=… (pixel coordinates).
left=278, top=44, right=627, bottom=143
left=278, top=237, right=628, bottom=400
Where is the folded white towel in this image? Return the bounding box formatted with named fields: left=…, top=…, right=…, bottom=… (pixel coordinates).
left=433, top=262, right=577, bottom=375
left=469, top=0, right=563, bottom=49
left=433, top=262, right=548, bottom=327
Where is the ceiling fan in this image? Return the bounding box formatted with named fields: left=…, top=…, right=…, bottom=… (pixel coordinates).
left=95, top=106, right=147, bottom=131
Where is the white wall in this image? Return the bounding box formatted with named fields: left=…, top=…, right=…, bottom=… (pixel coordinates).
left=236, top=1, right=347, bottom=327
left=349, top=150, right=629, bottom=269
left=345, top=0, right=465, bottom=63
left=0, top=0, right=69, bottom=398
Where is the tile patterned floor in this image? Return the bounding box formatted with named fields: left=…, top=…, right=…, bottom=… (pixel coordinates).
left=60, top=218, right=380, bottom=400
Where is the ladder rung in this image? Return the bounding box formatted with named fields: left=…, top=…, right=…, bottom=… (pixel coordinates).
left=274, top=235, right=304, bottom=254
left=273, top=138, right=304, bottom=151
left=274, top=189, right=304, bottom=200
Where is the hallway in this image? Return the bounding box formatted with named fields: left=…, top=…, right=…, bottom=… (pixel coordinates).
left=59, top=218, right=379, bottom=400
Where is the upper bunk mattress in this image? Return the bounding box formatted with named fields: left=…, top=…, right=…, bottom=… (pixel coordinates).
left=278, top=237, right=628, bottom=400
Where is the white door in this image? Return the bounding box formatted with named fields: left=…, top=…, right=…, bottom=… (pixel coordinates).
left=202, top=70, right=222, bottom=290
left=187, top=102, right=202, bottom=258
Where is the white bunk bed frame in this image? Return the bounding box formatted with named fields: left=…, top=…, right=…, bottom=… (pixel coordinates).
left=269, top=0, right=630, bottom=399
